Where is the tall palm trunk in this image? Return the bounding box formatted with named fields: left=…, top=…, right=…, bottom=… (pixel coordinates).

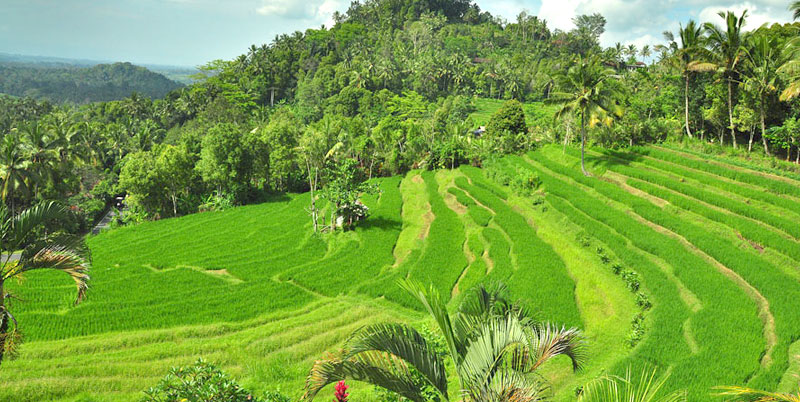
left=581, top=107, right=589, bottom=177
left=685, top=74, right=693, bottom=138
left=760, top=99, right=770, bottom=156
left=728, top=79, right=738, bottom=149
left=0, top=281, right=6, bottom=366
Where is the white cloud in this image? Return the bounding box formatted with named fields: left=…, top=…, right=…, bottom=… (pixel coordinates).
left=698, top=1, right=791, bottom=31
left=256, top=0, right=346, bottom=26
left=539, top=0, right=582, bottom=31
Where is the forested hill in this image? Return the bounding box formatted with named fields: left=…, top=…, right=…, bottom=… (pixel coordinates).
left=0, top=62, right=183, bottom=103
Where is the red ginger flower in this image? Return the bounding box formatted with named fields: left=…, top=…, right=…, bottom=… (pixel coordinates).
left=334, top=380, right=349, bottom=402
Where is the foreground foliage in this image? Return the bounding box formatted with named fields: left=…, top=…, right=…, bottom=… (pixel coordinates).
left=303, top=281, right=584, bottom=401
left=0, top=201, right=89, bottom=365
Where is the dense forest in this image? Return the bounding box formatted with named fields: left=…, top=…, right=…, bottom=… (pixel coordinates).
left=0, top=62, right=183, bottom=103
left=2, top=0, right=800, bottom=231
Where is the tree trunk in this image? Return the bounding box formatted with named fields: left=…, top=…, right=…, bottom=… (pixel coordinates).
left=171, top=194, right=177, bottom=217
left=748, top=128, right=754, bottom=153
left=581, top=108, right=590, bottom=177
left=761, top=98, right=770, bottom=156
left=306, top=161, right=318, bottom=233
left=0, top=281, right=6, bottom=366
left=728, top=79, right=737, bottom=149
left=685, top=74, right=693, bottom=138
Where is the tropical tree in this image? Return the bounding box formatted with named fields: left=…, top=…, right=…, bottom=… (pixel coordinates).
left=666, top=20, right=715, bottom=138
left=302, top=281, right=585, bottom=402
left=0, top=201, right=90, bottom=365
left=792, top=1, right=800, bottom=20
left=778, top=36, right=800, bottom=102
left=704, top=10, right=749, bottom=149
left=0, top=134, right=31, bottom=211
left=579, top=367, right=686, bottom=402
left=550, top=54, right=622, bottom=176
left=743, top=33, right=785, bottom=155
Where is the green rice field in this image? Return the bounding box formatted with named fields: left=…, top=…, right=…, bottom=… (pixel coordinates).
left=1, top=145, right=799, bottom=401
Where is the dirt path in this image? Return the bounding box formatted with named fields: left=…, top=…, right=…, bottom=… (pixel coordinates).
left=626, top=208, right=777, bottom=367
left=652, top=145, right=800, bottom=188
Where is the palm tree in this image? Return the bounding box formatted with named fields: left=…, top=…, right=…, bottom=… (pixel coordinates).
left=0, top=134, right=31, bottom=211
left=791, top=1, right=800, bottom=20
left=0, top=201, right=90, bottom=365
left=743, top=34, right=785, bottom=155
left=640, top=45, right=652, bottom=61
left=667, top=20, right=716, bottom=139
left=704, top=10, right=749, bottom=149
left=715, top=384, right=799, bottom=401
left=579, top=367, right=686, bottom=402
left=303, top=282, right=584, bottom=402
left=549, top=54, right=622, bottom=176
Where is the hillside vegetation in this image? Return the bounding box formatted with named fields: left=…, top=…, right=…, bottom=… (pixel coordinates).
left=2, top=145, right=799, bottom=401
left=0, top=62, right=183, bottom=103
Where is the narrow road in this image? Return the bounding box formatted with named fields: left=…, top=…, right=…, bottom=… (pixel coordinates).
left=91, top=208, right=121, bottom=235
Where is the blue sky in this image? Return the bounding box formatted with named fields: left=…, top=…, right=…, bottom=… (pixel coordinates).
left=0, top=0, right=794, bottom=67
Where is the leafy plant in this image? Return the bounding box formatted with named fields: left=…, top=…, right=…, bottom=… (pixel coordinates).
left=143, top=358, right=286, bottom=402
left=303, top=281, right=585, bottom=402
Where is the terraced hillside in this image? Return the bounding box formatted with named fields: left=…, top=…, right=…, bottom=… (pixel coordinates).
left=1, top=146, right=799, bottom=401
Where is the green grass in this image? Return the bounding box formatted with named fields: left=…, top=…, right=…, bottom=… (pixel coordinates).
left=3, top=144, right=799, bottom=401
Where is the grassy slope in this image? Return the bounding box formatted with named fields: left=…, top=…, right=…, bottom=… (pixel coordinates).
left=2, top=144, right=797, bottom=400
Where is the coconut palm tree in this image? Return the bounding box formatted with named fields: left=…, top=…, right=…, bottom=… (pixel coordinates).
left=715, top=384, right=799, bottom=401
left=302, top=282, right=585, bottom=402
left=704, top=10, right=749, bottom=149
left=743, top=34, right=785, bottom=155
left=0, top=201, right=90, bottom=365
left=549, top=54, right=622, bottom=176
left=791, top=1, right=800, bottom=20
left=0, top=134, right=31, bottom=211
left=666, top=20, right=716, bottom=139
left=579, top=366, right=686, bottom=402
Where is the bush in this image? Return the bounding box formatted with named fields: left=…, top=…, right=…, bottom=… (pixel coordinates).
left=143, top=359, right=276, bottom=402
left=487, top=99, right=527, bottom=137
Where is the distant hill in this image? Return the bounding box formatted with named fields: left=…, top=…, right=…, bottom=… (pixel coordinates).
left=0, top=61, right=185, bottom=103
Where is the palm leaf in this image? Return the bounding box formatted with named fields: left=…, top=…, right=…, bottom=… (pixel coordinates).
left=4, top=201, right=67, bottom=248
left=457, top=315, right=529, bottom=393
left=398, top=279, right=460, bottom=363
left=345, top=323, right=448, bottom=398
left=14, top=246, right=90, bottom=303
left=303, top=350, right=424, bottom=402
left=579, top=366, right=686, bottom=402
left=526, top=324, right=585, bottom=372
left=714, top=386, right=800, bottom=402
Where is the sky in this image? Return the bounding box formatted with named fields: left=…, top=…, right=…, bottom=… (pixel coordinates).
left=0, top=0, right=795, bottom=67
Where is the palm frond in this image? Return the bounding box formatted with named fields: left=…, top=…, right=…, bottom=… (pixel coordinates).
left=345, top=323, right=448, bottom=398
left=14, top=246, right=90, bottom=303
left=714, top=386, right=800, bottom=402
left=303, top=350, right=424, bottom=402
left=687, top=61, right=718, bottom=73
left=457, top=315, right=529, bottom=392
left=527, top=324, right=586, bottom=372
left=398, top=279, right=459, bottom=362
left=473, top=368, right=549, bottom=402
left=580, top=366, right=686, bottom=402
left=5, top=201, right=67, bottom=248
left=780, top=81, right=800, bottom=101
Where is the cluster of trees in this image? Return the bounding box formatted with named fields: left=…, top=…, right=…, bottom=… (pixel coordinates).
left=0, top=62, right=183, bottom=104
left=1, top=0, right=800, bottom=228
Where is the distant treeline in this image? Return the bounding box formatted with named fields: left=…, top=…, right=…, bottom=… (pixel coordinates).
left=0, top=62, right=183, bottom=103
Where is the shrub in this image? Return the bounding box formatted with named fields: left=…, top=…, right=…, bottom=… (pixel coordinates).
left=487, top=99, right=527, bottom=137
left=143, top=358, right=276, bottom=402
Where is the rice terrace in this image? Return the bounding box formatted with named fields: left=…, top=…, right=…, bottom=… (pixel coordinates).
left=2, top=1, right=800, bottom=401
